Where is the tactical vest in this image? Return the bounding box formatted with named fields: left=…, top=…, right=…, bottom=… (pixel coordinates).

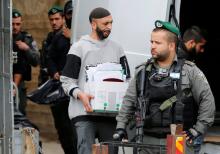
left=136, top=59, right=198, bottom=137
left=13, top=31, right=33, bottom=81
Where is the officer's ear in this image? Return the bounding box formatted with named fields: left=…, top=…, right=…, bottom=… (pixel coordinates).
left=169, top=41, right=176, bottom=51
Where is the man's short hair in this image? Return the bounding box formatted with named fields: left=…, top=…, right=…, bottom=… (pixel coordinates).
left=48, top=6, right=63, bottom=16
left=89, top=7, right=111, bottom=23
left=12, top=9, right=22, bottom=18
left=183, top=26, right=207, bottom=43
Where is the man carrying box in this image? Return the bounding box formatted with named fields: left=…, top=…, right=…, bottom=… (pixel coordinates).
left=60, top=7, right=130, bottom=154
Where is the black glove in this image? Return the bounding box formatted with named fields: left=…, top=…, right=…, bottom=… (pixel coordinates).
left=113, top=128, right=127, bottom=141
left=185, top=128, right=200, bottom=143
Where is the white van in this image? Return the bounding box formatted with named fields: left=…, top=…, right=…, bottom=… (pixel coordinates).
left=70, top=0, right=220, bottom=153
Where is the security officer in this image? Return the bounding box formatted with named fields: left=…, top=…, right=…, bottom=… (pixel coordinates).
left=39, top=2, right=73, bottom=86
left=114, top=20, right=215, bottom=154
left=12, top=9, right=39, bottom=115
left=46, top=6, right=77, bottom=154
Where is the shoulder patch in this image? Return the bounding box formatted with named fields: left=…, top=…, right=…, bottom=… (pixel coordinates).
left=184, top=60, right=195, bottom=67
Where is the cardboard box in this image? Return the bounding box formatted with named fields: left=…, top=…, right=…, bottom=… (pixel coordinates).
left=85, top=81, right=128, bottom=113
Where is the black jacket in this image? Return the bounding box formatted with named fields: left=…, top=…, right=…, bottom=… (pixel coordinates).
left=46, top=30, right=70, bottom=77
left=13, top=31, right=39, bottom=81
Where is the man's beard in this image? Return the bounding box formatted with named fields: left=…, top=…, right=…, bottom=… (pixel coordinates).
left=188, top=47, right=197, bottom=61
left=96, top=27, right=110, bottom=40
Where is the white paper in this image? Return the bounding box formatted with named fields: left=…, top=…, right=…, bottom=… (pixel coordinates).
left=85, top=62, right=125, bottom=82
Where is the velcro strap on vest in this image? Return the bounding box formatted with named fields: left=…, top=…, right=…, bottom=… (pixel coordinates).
left=159, top=95, right=177, bottom=111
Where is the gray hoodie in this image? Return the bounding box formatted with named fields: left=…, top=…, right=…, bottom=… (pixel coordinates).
left=60, top=35, right=130, bottom=119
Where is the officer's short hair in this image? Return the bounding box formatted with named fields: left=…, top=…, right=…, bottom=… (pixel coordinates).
left=89, top=7, right=111, bottom=23
left=183, top=26, right=207, bottom=43
left=12, top=9, right=22, bottom=18
left=153, top=27, right=178, bottom=44
left=48, top=6, right=63, bottom=16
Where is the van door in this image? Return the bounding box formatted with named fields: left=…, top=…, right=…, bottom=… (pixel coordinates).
left=71, top=0, right=181, bottom=74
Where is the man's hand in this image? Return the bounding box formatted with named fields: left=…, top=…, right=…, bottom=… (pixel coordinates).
left=183, top=128, right=200, bottom=144
left=113, top=128, right=127, bottom=141
left=53, top=72, right=60, bottom=80
left=16, top=40, right=30, bottom=51
left=63, top=27, right=71, bottom=39
left=77, top=91, right=94, bottom=112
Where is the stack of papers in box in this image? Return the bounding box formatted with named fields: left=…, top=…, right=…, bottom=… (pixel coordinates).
left=84, top=62, right=128, bottom=113
left=85, top=82, right=128, bottom=112
left=85, top=62, right=126, bottom=82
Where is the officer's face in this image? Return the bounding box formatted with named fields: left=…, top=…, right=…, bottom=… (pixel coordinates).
left=12, top=17, right=22, bottom=35
left=150, top=31, right=172, bottom=61
left=49, top=13, right=64, bottom=31
left=92, top=15, right=113, bottom=40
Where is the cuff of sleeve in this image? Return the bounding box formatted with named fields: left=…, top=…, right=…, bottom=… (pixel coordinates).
left=72, top=88, right=81, bottom=99
left=194, top=121, right=207, bottom=134
left=116, top=122, right=126, bottom=130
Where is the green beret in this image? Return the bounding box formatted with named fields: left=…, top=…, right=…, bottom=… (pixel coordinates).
left=155, top=20, right=180, bottom=36
left=12, top=9, right=22, bottom=18
left=48, top=6, right=63, bottom=15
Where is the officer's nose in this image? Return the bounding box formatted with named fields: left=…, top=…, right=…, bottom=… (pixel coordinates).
left=151, top=42, right=156, bottom=49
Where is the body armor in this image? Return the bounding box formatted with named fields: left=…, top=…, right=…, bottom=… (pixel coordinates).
left=136, top=59, right=198, bottom=137
left=13, top=31, right=33, bottom=81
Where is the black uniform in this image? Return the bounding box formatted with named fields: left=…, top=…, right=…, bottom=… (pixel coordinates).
left=38, top=33, right=53, bottom=86
left=13, top=31, right=39, bottom=115
left=46, top=29, right=77, bottom=154
left=116, top=58, right=215, bottom=154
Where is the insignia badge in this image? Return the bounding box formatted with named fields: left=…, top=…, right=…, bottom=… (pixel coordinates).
left=155, top=21, right=163, bottom=28
left=52, top=8, right=57, bottom=13
left=14, top=13, right=19, bottom=17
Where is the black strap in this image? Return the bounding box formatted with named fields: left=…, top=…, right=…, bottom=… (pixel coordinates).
left=168, top=0, right=179, bottom=29
left=175, top=59, right=185, bottom=99
left=136, top=58, right=153, bottom=98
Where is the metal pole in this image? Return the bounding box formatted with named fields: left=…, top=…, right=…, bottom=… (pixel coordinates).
left=0, top=0, right=13, bottom=153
